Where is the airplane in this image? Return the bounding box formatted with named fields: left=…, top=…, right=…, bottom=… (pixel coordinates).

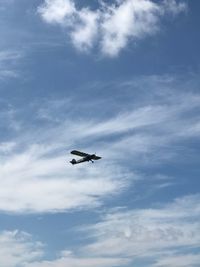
left=70, top=150, right=102, bottom=165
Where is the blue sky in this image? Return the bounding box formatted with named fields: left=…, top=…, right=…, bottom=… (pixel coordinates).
left=0, top=0, right=200, bottom=266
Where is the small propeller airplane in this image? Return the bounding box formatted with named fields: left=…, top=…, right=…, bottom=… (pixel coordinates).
left=70, top=150, right=102, bottom=165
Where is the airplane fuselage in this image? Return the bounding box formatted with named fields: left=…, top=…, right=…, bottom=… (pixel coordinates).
left=70, top=154, right=96, bottom=165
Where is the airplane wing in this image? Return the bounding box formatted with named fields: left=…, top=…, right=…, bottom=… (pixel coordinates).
left=71, top=150, right=89, bottom=157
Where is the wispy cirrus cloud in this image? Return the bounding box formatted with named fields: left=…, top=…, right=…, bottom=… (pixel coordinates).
left=0, top=144, right=127, bottom=213
left=0, top=50, right=23, bottom=79
left=1, top=73, right=200, bottom=214
left=38, top=0, right=187, bottom=56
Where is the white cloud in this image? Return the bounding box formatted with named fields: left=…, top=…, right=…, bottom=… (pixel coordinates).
left=28, top=252, right=128, bottom=267
left=70, top=8, right=99, bottom=51
left=154, top=253, right=200, bottom=267
left=3, top=195, right=199, bottom=267
left=0, top=230, right=43, bottom=267
left=82, top=194, right=200, bottom=262
left=0, top=229, right=127, bottom=267
left=38, top=0, right=75, bottom=24
left=38, top=0, right=187, bottom=56
left=100, top=0, right=160, bottom=56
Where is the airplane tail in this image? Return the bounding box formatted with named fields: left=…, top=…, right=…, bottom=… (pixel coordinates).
left=70, top=159, right=76, bottom=165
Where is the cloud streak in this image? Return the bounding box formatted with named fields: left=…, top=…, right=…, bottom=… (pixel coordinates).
left=1, top=73, right=200, bottom=214
left=0, top=145, right=127, bottom=213
left=0, top=50, right=23, bottom=79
